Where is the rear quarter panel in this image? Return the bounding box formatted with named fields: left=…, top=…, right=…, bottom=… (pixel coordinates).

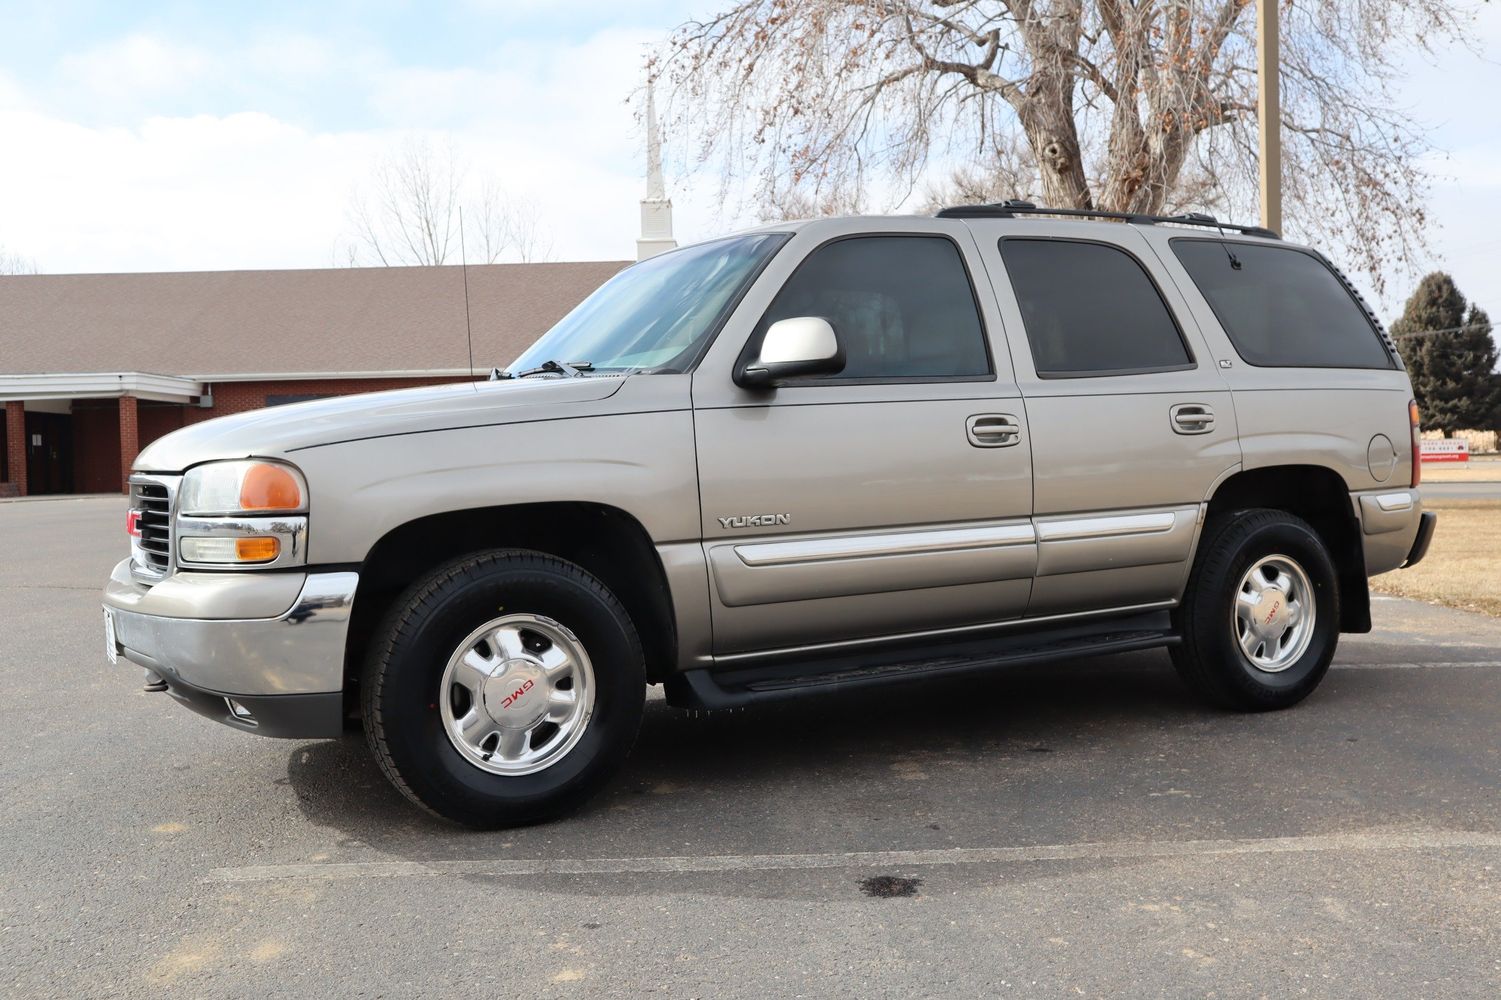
left=1139, top=229, right=1415, bottom=493
left=1139, top=229, right=1422, bottom=573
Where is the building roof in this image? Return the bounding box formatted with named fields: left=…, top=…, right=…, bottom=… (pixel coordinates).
left=0, top=260, right=629, bottom=379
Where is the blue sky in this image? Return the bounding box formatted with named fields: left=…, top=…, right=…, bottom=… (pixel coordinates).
left=0, top=0, right=1496, bottom=320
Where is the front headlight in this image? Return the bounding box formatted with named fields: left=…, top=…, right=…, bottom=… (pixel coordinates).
left=175, top=460, right=308, bottom=570
left=179, top=460, right=307, bottom=516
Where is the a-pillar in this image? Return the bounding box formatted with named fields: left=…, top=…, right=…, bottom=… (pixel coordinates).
left=118, top=395, right=139, bottom=494
left=3, top=401, right=26, bottom=497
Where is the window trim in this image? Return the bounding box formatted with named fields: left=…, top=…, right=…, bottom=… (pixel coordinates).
left=1167, top=237, right=1397, bottom=371
left=736, top=231, right=998, bottom=387
left=998, top=235, right=1198, bottom=379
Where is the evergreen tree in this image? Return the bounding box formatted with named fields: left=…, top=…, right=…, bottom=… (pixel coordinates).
left=1391, top=272, right=1500, bottom=435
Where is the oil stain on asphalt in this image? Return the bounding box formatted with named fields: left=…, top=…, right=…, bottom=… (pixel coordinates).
left=860, top=875, right=922, bottom=898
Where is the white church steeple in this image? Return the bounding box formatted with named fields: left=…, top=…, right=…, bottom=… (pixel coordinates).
left=636, top=80, right=677, bottom=261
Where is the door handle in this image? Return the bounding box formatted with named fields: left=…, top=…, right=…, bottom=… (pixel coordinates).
left=1170, top=403, right=1215, bottom=434
left=967, top=413, right=1022, bottom=448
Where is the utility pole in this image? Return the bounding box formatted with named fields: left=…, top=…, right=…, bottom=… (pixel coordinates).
left=1257, top=0, right=1282, bottom=234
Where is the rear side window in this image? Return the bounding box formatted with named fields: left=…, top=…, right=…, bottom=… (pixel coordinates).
left=999, top=239, right=1193, bottom=377
left=1171, top=240, right=1393, bottom=369
left=760, top=235, right=991, bottom=380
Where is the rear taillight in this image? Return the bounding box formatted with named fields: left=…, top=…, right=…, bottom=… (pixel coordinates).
left=1409, top=399, right=1422, bottom=487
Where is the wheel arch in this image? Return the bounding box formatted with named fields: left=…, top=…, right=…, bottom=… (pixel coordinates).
left=344, top=502, right=679, bottom=697
left=1204, top=464, right=1370, bottom=633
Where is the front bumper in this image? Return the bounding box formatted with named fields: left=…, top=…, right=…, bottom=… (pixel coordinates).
left=103, top=561, right=358, bottom=739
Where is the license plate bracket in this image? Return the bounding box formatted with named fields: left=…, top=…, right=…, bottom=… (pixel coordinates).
left=103, top=608, right=118, bottom=665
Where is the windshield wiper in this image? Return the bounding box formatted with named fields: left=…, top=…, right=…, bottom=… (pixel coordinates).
left=490, top=359, right=593, bottom=380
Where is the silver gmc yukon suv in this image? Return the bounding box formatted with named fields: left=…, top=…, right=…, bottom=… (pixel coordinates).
left=103, top=203, right=1437, bottom=827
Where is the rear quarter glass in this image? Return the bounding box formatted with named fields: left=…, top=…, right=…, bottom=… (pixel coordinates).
left=1170, top=240, right=1393, bottom=369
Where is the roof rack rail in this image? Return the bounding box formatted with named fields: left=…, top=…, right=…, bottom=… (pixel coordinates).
left=934, top=200, right=1280, bottom=240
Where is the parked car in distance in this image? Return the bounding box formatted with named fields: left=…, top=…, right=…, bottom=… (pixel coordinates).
left=103, top=203, right=1437, bottom=827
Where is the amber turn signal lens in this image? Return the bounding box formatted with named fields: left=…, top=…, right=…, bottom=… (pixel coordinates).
left=239, top=463, right=303, bottom=511
left=234, top=537, right=281, bottom=562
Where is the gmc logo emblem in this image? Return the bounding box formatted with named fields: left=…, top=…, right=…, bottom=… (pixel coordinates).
left=1263, top=600, right=1281, bottom=626
left=501, top=678, right=534, bottom=709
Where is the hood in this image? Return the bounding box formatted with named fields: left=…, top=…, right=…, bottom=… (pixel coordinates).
left=135, top=376, right=627, bottom=472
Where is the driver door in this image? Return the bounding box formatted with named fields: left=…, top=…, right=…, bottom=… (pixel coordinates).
left=690, top=222, right=1036, bottom=656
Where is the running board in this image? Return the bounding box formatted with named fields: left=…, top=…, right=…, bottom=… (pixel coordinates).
left=665, top=614, right=1179, bottom=710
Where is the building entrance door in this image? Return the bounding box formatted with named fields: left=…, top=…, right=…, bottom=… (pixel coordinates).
left=25, top=411, right=74, bottom=495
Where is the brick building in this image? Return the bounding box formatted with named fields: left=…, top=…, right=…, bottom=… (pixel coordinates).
left=0, top=260, right=627, bottom=496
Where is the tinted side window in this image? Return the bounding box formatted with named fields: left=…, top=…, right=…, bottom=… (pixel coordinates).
left=1171, top=240, right=1393, bottom=369
left=760, top=236, right=990, bottom=379
left=999, top=239, right=1192, bottom=377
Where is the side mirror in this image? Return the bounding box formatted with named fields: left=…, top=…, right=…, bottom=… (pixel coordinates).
left=735, top=317, right=845, bottom=389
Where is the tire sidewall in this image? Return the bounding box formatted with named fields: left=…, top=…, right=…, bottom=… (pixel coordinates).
left=1198, top=515, right=1339, bottom=704
left=370, top=555, right=644, bottom=825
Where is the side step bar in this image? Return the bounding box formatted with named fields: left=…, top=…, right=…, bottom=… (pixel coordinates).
left=666, top=614, right=1179, bottom=710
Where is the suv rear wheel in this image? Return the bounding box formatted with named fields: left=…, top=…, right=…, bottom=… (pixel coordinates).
left=1171, top=509, right=1340, bottom=711
left=361, top=549, right=646, bottom=827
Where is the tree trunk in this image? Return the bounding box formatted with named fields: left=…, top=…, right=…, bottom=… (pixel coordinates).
left=1017, top=101, right=1092, bottom=209
left=1011, top=5, right=1092, bottom=209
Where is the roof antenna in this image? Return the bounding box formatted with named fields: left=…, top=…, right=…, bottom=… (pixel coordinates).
left=458, top=206, right=478, bottom=386
left=1213, top=217, right=1242, bottom=270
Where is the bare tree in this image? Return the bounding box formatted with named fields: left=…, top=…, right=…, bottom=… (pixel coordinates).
left=497, top=196, right=555, bottom=264
left=755, top=186, right=868, bottom=223
left=342, top=138, right=553, bottom=266
left=660, top=1, right=1477, bottom=288
left=0, top=246, right=39, bottom=274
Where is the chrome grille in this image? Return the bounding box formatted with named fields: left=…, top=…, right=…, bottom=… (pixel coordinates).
left=129, top=475, right=179, bottom=582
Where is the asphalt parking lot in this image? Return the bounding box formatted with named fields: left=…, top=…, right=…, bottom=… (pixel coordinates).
left=3, top=497, right=1500, bottom=998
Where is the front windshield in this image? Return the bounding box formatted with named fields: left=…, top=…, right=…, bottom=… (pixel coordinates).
left=507, top=233, right=787, bottom=374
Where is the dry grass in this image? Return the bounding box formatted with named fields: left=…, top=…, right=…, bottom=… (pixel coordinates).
left=1371, top=498, right=1501, bottom=617
left=1422, top=457, right=1501, bottom=483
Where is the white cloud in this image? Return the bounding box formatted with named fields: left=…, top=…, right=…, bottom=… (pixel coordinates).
left=0, top=22, right=734, bottom=275
left=56, top=34, right=212, bottom=106
left=0, top=108, right=380, bottom=272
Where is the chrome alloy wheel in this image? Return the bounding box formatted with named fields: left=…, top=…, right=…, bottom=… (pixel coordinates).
left=1232, top=554, right=1316, bottom=674
left=438, top=613, right=595, bottom=776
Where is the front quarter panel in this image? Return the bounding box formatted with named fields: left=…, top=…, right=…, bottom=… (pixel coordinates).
left=295, top=376, right=701, bottom=566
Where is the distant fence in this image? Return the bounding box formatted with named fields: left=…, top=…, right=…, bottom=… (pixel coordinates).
left=1421, top=429, right=1497, bottom=455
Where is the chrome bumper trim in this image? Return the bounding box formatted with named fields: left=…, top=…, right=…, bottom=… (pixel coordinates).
left=106, top=571, right=358, bottom=697
left=1374, top=491, right=1414, bottom=513
left=175, top=514, right=309, bottom=571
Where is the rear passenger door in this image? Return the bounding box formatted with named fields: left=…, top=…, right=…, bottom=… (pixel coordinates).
left=973, top=226, right=1241, bottom=617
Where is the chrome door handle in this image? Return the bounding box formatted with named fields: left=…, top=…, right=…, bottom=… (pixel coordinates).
left=1170, top=403, right=1215, bottom=434
left=967, top=413, right=1021, bottom=448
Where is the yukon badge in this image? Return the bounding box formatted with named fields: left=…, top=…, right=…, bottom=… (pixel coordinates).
left=718, top=513, right=791, bottom=529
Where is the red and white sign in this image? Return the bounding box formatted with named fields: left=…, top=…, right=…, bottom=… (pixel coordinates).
left=1420, top=439, right=1470, bottom=463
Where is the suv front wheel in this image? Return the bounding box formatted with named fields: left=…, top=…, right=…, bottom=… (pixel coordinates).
left=1171, top=509, right=1340, bottom=711
left=361, top=550, right=646, bottom=827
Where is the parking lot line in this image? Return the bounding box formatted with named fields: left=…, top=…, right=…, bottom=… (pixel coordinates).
left=206, top=829, right=1501, bottom=884
left=1333, top=660, right=1501, bottom=669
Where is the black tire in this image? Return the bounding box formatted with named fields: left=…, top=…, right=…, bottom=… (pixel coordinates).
left=361, top=549, right=646, bottom=828
left=1171, top=508, right=1340, bottom=711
